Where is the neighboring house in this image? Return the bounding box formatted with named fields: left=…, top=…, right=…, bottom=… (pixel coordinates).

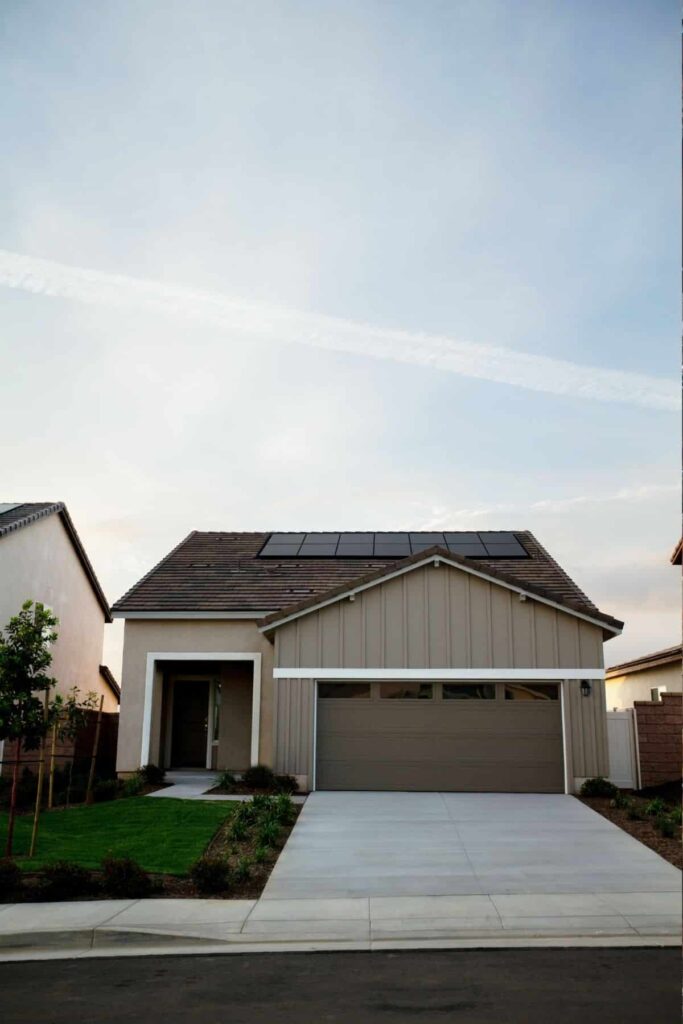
left=0, top=502, right=118, bottom=712
left=113, top=530, right=622, bottom=794
left=606, top=646, right=682, bottom=709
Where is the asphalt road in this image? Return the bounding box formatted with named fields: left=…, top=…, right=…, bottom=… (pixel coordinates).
left=1, top=948, right=678, bottom=1023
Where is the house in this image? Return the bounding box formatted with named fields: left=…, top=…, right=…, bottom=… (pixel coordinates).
left=112, top=530, right=622, bottom=794
left=605, top=645, right=682, bottom=710
left=0, top=502, right=118, bottom=713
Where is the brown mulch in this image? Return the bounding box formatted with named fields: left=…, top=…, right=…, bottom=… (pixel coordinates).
left=579, top=795, right=682, bottom=870
left=206, top=784, right=301, bottom=797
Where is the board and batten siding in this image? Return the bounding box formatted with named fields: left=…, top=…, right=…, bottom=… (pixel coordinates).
left=271, top=563, right=609, bottom=790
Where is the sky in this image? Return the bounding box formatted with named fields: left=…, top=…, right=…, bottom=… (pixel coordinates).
left=0, top=0, right=679, bottom=676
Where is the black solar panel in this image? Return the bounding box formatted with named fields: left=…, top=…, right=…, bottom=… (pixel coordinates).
left=258, top=532, right=529, bottom=559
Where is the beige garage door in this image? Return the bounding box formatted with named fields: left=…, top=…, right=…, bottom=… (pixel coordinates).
left=315, top=680, right=564, bottom=793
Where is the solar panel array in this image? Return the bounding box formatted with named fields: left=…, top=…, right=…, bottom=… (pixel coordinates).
left=259, top=532, right=528, bottom=559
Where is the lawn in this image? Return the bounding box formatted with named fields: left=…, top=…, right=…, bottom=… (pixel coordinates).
left=0, top=798, right=236, bottom=875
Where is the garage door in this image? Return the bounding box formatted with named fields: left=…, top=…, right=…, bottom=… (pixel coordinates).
left=315, top=680, right=564, bottom=793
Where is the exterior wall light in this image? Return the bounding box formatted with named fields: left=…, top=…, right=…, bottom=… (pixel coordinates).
left=580, top=679, right=592, bottom=698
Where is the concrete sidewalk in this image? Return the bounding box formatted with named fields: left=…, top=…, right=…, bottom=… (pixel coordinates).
left=0, top=890, right=679, bottom=961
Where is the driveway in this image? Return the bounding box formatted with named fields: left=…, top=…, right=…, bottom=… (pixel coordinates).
left=262, top=792, right=682, bottom=901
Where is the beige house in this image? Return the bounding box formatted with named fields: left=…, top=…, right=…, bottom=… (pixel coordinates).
left=605, top=645, right=682, bottom=710
left=0, top=503, right=119, bottom=714
left=113, top=530, right=622, bottom=794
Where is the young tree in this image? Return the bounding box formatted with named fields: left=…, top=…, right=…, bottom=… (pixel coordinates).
left=0, top=600, right=94, bottom=857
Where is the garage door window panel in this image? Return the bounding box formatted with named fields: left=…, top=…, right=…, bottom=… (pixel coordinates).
left=442, top=683, right=496, bottom=701
left=318, top=683, right=371, bottom=699
left=505, top=683, right=559, bottom=701
left=379, top=682, right=433, bottom=700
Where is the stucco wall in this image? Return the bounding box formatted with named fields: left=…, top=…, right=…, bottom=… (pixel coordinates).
left=605, top=661, right=681, bottom=710
left=116, top=619, right=274, bottom=773
left=274, top=563, right=605, bottom=671
left=0, top=515, right=107, bottom=706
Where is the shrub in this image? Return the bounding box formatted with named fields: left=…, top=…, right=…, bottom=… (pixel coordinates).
left=234, top=801, right=257, bottom=826
left=580, top=778, right=618, bottom=799
left=251, top=793, right=275, bottom=814
left=243, top=765, right=276, bottom=790
left=669, top=804, right=682, bottom=825
left=253, top=846, right=268, bottom=864
left=612, top=792, right=631, bottom=810
left=645, top=797, right=667, bottom=817
left=234, top=857, right=252, bottom=882
left=257, top=821, right=281, bottom=848
left=627, top=805, right=644, bottom=821
left=42, top=861, right=94, bottom=899
left=0, top=859, right=22, bottom=899
left=655, top=815, right=676, bottom=839
left=229, top=817, right=248, bottom=842
left=275, top=774, right=299, bottom=794
left=139, top=764, right=165, bottom=786
left=121, top=773, right=145, bottom=797
left=215, top=770, right=237, bottom=791
left=190, top=856, right=232, bottom=895
left=273, top=793, right=295, bottom=825
left=101, top=856, right=152, bottom=898
left=93, top=779, right=119, bottom=803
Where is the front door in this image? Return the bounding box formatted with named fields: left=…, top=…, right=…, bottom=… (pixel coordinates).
left=171, top=680, right=210, bottom=767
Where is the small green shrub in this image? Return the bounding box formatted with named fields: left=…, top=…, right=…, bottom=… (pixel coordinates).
left=273, top=793, right=295, bottom=825
left=253, top=846, right=268, bottom=864
left=229, top=817, right=248, bottom=842
left=257, top=821, right=281, bottom=848
left=243, top=764, right=276, bottom=790
left=93, top=779, right=119, bottom=803
left=101, top=856, right=152, bottom=898
left=0, top=859, right=22, bottom=899
left=234, top=857, right=252, bottom=882
left=669, top=804, right=682, bottom=825
left=275, top=774, right=299, bottom=794
left=251, top=793, right=275, bottom=815
left=234, top=801, right=257, bottom=826
left=42, top=861, right=94, bottom=899
left=627, top=805, right=644, bottom=821
left=190, top=856, right=232, bottom=895
left=612, top=792, right=631, bottom=810
left=139, top=764, right=166, bottom=786
left=645, top=797, right=666, bottom=817
left=215, top=770, right=237, bottom=791
left=580, top=777, right=618, bottom=799
left=655, top=815, right=676, bottom=838
left=121, top=773, right=145, bottom=797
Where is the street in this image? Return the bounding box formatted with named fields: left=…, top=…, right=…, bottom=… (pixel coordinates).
left=0, top=948, right=678, bottom=1023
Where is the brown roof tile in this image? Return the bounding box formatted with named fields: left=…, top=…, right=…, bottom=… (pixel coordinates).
left=112, top=530, right=622, bottom=634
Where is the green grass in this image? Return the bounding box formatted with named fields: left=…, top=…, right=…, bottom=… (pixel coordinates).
left=0, top=798, right=236, bottom=875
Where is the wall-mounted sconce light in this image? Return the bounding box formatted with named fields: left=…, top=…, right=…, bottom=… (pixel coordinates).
left=580, top=679, right=592, bottom=698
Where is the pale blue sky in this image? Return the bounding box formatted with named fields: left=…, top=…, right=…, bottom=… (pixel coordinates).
left=0, top=1, right=678, bottom=671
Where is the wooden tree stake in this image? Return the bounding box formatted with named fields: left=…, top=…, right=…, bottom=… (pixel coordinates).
left=85, top=695, right=104, bottom=805
left=47, top=720, right=58, bottom=810
left=28, top=692, right=51, bottom=858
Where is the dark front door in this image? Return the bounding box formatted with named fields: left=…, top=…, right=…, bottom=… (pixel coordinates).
left=171, top=680, right=209, bottom=767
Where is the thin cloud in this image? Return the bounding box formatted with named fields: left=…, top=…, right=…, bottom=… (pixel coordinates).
left=422, top=483, right=679, bottom=527
left=0, top=248, right=677, bottom=411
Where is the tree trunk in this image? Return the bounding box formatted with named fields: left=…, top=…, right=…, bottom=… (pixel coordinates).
left=5, top=740, right=22, bottom=858
left=47, top=721, right=58, bottom=810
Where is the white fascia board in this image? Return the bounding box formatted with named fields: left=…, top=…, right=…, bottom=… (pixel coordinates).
left=260, top=554, right=621, bottom=637
left=113, top=610, right=274, bottom=620
left=273, top=668, right=605, bottom=681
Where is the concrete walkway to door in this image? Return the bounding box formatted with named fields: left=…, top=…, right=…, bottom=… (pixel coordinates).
left=262, top=792, right=682, bottom=904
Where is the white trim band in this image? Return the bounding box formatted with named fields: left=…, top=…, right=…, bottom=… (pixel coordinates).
left=114, top=611, right=274, bottom=620
left=274, top=667, right=605, bottom=681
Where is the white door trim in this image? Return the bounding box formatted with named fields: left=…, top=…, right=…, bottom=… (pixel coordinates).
left=141, top=652, right=262, bottom=767
left=275, top=667, right=604, bottom=681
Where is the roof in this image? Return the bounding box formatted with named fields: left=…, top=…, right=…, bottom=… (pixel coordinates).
left=112, top=530, right=623, bottom=635
left=671, top=539, right=682, bottom=566
left=606, top=644, right=682, bottom=679
left=99, top=665, right=121, bottom=701
left=0, top=502, right=112, bottom=622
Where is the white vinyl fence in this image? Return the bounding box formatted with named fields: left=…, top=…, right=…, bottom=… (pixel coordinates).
left=606, top=709, right=639, bottom=789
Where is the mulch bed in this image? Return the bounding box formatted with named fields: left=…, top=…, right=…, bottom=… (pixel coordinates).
left=580, top=795, right=682, bottom=870
left=206, top=785, right=301, bottom=797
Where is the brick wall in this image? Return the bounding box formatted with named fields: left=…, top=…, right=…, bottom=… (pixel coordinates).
left=634, top=692, right=682, bottom=789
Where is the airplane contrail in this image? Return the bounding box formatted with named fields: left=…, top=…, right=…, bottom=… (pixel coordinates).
left=0, top=249, right=676, bottom=411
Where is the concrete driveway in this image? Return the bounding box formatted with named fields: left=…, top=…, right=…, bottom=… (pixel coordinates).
left=262, top=792, right=682, bottom=901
